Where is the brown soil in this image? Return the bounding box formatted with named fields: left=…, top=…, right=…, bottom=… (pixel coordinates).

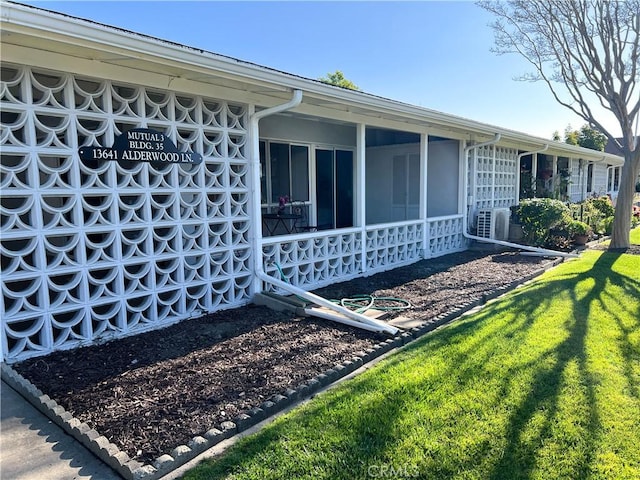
left=14, top=250, right=559, bottom=465
left=590, top=243, right=640, bottom=255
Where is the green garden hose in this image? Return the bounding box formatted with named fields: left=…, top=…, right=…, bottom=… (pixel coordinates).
left=271, top=262, right=411, bottom=313
left=333, top=294, right=411, bottom=314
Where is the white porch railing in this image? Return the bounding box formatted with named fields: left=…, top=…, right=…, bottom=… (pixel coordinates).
left=260, top=214, right=466, bottom=291
left=427, top=214, right=466, bottom=257
left=261, top=228, right=364, bottom=290
left=364, top=220, right=424, bottom=274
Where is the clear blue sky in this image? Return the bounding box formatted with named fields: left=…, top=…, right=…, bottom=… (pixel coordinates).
left=18, top=1, right=622, bottom=138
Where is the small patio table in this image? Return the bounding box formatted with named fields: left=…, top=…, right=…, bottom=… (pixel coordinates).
left=262, top=213, right=303, bottom=235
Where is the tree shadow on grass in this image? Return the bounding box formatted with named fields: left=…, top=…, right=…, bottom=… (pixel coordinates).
left=484, top=251, right=638, bottom=480
left=184, top=375, right=413, bottom=479
left=375, top=251, right=637, bottom=479
left=184, top=252, right=639, bottom=480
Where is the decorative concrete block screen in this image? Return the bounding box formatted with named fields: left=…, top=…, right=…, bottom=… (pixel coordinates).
left=471, top=145, right=518, bottom=210
left=365, top=222, right=424, bottom=271
left=427, top=215, right=465, bottom=256
left=0, top=64, right=251, bottom=362
left=262, top=230, right=364, bottom=289
left=261, top=217, right=463, bottom=292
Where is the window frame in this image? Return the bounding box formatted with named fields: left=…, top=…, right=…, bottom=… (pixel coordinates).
left=259, top=138, right=356, bottom=232
left=259, top=140, right=310, bottom=207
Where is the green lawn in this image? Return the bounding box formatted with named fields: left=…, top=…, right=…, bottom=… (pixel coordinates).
left=601, top=225, right=640, bottom=248
left=184, top=242, right=640, bottom=480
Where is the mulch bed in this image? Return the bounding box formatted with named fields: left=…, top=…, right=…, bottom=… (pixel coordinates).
left=14, top=250, right=562, bottom=464
left=590, top=243, right=640, bottom=255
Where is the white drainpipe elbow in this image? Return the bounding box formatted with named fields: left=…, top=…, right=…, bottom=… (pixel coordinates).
left=252, top=89, right=303, bottom=122
left=463, top=133, right=502, bottom=156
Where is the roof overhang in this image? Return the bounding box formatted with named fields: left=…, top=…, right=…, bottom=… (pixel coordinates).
left=0, top=1, right=625, bottom=166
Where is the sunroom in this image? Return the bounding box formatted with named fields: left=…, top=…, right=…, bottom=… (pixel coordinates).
left=257, top=111, right=466, bottom=291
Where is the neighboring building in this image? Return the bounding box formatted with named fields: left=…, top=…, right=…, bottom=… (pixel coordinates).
left=0, top=2, right=624, bottom=363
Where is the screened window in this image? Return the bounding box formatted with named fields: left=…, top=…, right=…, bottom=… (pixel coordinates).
left=260, top=141, right=310, bottom=205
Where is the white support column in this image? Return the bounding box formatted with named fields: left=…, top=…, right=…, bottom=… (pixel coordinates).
left=248, top=104, right=263, bottom=296
left=607, top=166, right=613, bottom=192
left=356, top=123, right=366, bottom=226
left=420, top=133, right=428, bottom=220
left=468, top=142, right=477, bottom=228
left=532, top=153, right=539, bottom=196
left=459, top=140, right=467, bottom=216
left=515, top=152, right=522, bottom=205
left=552, top=155, right=558, bottom=196
left=356, top=123, right=367, bottom=271
left=580, top=160, right=589, bottom=200
left=421, top=133, right=429, bottom=258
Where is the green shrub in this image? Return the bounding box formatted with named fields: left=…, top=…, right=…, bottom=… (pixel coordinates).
left=601, top=216, right=614, bottom=235
left=545, top=214, right=573, bottom=250
left=516, top=198, right=570, bottom=246
left=570, top=196, right=614, bottom=234
left=588, top=196, right=615, bottom=218
left=567, top=219, right=592, bottom=236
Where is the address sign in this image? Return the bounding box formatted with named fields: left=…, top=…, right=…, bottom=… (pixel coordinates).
left=79, top=128, right=203, bottom=164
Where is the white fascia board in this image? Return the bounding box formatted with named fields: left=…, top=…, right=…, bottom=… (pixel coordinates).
left=1, top=3, right=292, bottom=93
left=1, top=2, right=626, bottom=167
left=1, top=43, right=276, bottom=109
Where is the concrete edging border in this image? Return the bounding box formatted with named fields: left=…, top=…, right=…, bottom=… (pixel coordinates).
left=0, top=255, right=563, bottom=480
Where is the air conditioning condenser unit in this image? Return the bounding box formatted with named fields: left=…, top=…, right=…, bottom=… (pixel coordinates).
left=476, top=208, right=511, bottom=241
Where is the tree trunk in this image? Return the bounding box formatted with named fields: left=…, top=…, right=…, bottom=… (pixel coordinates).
left=609, top=149, right=640, bottom=250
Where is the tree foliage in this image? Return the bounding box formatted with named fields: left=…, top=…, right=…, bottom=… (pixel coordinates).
left=564, top=125, right=580, bottom=146
left=562, top=124, right=607, bottom=151
left=479, top=0, right=640, bottom=249
left=318, top=71, right=360, bottom=90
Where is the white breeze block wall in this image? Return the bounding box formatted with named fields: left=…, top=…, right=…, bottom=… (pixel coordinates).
left=467, top=144, right=518, bottom=224
left=0, top=64, right=253, bottom=362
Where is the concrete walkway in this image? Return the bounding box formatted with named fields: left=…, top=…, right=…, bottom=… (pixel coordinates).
left=1, top=381, right=120, bottom=480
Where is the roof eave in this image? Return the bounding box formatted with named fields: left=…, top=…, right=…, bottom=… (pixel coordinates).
left=1, top=1, right=625, bottom=166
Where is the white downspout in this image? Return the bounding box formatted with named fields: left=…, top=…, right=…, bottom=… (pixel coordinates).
left=249, top=89, right=303, bottom=293
left=255, top=271, right=399, bottom=335
left=249, top=90, right=398, bottom=336
left=463, top=138, right=576, bottom=258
